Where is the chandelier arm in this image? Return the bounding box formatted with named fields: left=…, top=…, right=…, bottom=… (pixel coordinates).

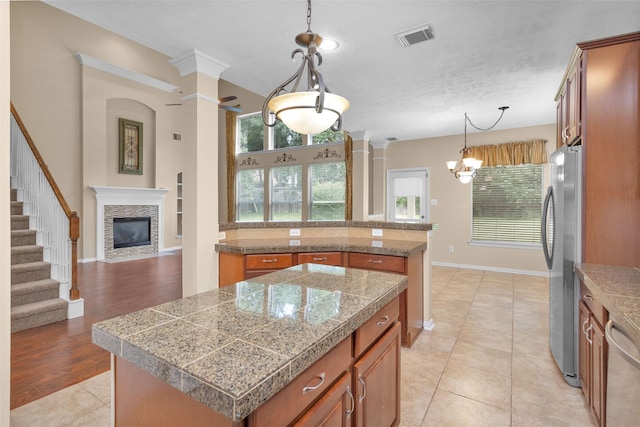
left=314, top=70, right=326, bottom=113
left=262, top=57, right=309, bottom=127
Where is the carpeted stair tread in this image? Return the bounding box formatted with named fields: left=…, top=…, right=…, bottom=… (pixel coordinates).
left=11, top=201, right=23, bottom=215
left=10, top=188, right=17, bottom=201
left=11, top=299, right=68, bottom=333
left=11, top=261, right=51, bottom=285
left=11, top=229, right=37, bottom=246
left=11, top=215, right=29, bottom=231
left=11, top=245, right=43, bottom=265
left=11, top=279, right=60, bottom=307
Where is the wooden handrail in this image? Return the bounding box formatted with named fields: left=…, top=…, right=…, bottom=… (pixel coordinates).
left=10, top=102, right=81, bottom=301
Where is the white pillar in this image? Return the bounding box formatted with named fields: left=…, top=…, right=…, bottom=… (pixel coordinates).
left=370, top=140, right=390, bottom=219
left=349, top=131, right=371, bottom=221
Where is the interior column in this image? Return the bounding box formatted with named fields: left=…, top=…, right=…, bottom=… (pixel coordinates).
left=171, top=50, right=228, bottom=296
left=349, top=131, right=371, bottom=221
left=370, top=141, right=389, bottom=219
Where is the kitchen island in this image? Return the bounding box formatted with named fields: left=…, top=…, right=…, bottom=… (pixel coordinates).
left=92, top=264, right=407, bottom=426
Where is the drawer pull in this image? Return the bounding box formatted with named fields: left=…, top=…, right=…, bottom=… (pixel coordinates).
left=302, top=372, right=325, bottom=394
left=368, top=259, right=383, bottom=264
left=585, top=324, right=593, bottom=345
left=583, top=293, right=593, bottom=301
left=346, top=386, right=354, bottom=417
left=377, top=315, right=389, bottom=326
left=312, top=257, right=327, bottom=261
left=358, top=374, right=367, bottom=403
left=261, top=259, right=278, bottom=263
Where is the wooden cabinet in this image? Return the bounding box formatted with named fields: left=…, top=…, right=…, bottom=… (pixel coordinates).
left=298, top=252, right=343, bottom=266
left=579, top=281, right=608, bottom=427
left=578, top=33, right=640, bottom=267
left=353, top=321, right=401, bottom=427
left=348, top=252, right=423, bottom=347
left=555, top=53, right=582, bottom=148
left=292, top=372, right=354, bottom=427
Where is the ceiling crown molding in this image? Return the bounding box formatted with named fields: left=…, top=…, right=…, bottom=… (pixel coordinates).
left=369, top=140, right=391, bottom=150
left=349, top=130, right=372, bottom=143
left=75, top=52, right=178, bottom=93
left=170, top=49, right=230, bottom=79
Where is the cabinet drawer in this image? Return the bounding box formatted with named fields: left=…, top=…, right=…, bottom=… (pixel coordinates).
left=249, top=336, right=352, bottom=427
left=348, top=253, right=405, bottom=274
left=298, top=252, right=342, bottom=266
left=354, top=297, right=399, bottom=358
left=246, top=253, right=293, bottom=270
left=580, top=281, right=608, bottom=327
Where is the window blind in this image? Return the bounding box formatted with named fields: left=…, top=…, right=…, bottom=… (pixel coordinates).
left=472, top=164, right=543, bottom=244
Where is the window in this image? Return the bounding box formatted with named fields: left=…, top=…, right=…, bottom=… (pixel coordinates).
left=310, top=162, right=346, bottom=220
left=310, top=128, right=344, bottom=145
left=270, top=165, right=302, bottom=221
left=237, top=113, right=264, bottom=153
left=273, top=121, right=302, bottom=149
left=472, top=164, right=543, bottom=245
left=237, top=169, right=265, bottom=222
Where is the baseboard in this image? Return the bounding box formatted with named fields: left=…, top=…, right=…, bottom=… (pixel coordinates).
left=422, top=318, right=435, bottom=331
left=79, top=257, right=97, bottom=263
left=432, top=261, right=547, bottom=277
left=162, top=246, right=182, bottom=252
left=68, top=297, right=84, bottom=319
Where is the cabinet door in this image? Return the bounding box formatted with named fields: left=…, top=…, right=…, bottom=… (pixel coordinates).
left=298, top=252, right=343, bottom=267
left=566, top=60, right=582, bottom=144
left=293, top=372, right=354, bottom=427
left=557, top=93, right=566, bottom=148
left=591, top=320, right=606, bottom=427
left=578, top=300, right=592, bottom=403
left=353, top=322, right=400, bottom=427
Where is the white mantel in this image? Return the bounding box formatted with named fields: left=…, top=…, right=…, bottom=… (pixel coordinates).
left=91, top=186, right=169, bottom=261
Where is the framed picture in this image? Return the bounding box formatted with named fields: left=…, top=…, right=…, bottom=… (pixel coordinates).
left=119, top=118, right=143, bottom=175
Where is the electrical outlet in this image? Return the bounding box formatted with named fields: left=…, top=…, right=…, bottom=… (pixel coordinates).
left=218, top=231, right=226, bottom=240
left=289, top=228, right=301, bottom=236
left=372, top=228, right=383, bottom=237
left=448, top=245, right=454, bottom=253
left=290, top=239, right=301, bottom=246
left=431, top=199, right=438, bottom=205
left=372, top=240, right=383, bottom=248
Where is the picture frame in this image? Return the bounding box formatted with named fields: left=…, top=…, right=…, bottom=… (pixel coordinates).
left=119, top=118, right=143, bottom=175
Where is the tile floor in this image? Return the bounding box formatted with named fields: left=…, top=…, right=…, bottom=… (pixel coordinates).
left=10, top=267, right=595, bottom=426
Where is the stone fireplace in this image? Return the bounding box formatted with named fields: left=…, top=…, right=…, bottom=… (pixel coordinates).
left=91, top=186, right=169, bottom=261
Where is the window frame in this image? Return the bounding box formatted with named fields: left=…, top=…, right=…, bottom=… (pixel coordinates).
left=469, top=163, right=544, bottom=250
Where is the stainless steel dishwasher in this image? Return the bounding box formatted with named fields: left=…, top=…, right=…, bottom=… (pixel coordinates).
left=605, top=319, right=640, bottom=426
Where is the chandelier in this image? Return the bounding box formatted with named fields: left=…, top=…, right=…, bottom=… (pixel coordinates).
left=446, top=106, right=509, bottom=184
left=262, top=0, right=349, bottom=135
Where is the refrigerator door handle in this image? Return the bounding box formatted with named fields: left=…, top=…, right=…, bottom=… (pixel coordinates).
left=541, top=186, right=555, bottom=269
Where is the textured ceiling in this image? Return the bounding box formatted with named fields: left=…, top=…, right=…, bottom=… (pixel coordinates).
left=45, top=0, right=640, bottom=144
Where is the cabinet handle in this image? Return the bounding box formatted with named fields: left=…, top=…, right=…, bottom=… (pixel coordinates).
left=302, top=372, right=325, bottom=394
left=377, top=315, right=389, bottom=326
left=358, top=374, right=367, bottom=403
left=368, top=259, right=383, bottom=264
left=583, top=293, right=593, bottom=301
left=312, top=257, right=327, bottom=261
left=261, top=259, right=278, bottom=263
left=346, top=386, right=355, bottom=417
left=586, top=324, right=593, bottom=345
left=582, top=319, right=590, bottom=336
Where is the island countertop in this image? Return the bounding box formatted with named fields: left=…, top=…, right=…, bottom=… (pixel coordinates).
left=215, top=236, right=427, bottom=257
left=575, top=263, right=640, bottom=346
left=92, top=264, right=408, bottom=422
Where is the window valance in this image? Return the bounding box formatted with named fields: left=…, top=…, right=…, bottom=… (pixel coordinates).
left=466, top=139, right=547, bottom=167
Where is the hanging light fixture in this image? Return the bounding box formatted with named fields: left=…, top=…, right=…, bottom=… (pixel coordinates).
left=262, top=0, right=349, bottom=135
left=446, top=106, right=509, bottom=184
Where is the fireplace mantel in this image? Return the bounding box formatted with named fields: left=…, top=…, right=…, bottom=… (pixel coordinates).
left=91, top=186, right=169, bottom=261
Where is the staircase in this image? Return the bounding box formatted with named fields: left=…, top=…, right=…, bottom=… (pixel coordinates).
left=11, top=188, right=67, bottom=333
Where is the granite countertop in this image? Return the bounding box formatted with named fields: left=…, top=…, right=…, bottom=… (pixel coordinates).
left=216, top=236, right=427, bottom=257
left=575, top=263, right=640, bottom=346
left=219, top=220, right=433, bottom=231
left=92, top=264, right=408, bottom=422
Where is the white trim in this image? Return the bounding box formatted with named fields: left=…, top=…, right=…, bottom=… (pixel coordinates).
left=423, top=319, right=435, bottom=331
left=78, top=257, right=97, bottom=264
left=162, top=246, right=182, bottom=252
left=369, top=140, right=390, bottom=150
left=75, top=52, right=178, bottom=93
left=372, top=156, right=387, bottom=161
left=67, top=298, right=84, bottom=319
left=180, top=93, right=220, bottom=105
left=91, top=186, right=169, bottom=261
left=351, top=149, right=369, bottom=155
left=432, top=261, right=547, bottom=277
left=349, top=130, right=371, bottom=142
left=169, top=48, right=230, bottom=79
left=468, top=240, right=543, bottom=250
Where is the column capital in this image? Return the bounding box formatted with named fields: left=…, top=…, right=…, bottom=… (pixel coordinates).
left=170, top=48, right=230, bottom=79
left=348, top=130, right=372, bottom=143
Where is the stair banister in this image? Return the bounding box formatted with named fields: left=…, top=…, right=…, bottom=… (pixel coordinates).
left=10, top=102, right=80, bottom=301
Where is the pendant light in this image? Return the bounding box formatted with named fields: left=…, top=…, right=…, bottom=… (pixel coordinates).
left=446, top=106, right=509, bottom=183
left=262, top=0, right=349, bottom=135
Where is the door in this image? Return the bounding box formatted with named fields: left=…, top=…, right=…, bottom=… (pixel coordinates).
left=387, top=169, right=429, bottom=222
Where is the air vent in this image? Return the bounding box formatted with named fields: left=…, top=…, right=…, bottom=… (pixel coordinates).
left=386, top=137, right=398, bottom=142
left=395, top=24, right=435, bottom=47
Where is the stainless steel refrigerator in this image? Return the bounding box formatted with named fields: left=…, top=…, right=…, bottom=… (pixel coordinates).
left=541, top=145, right=582, bottom=387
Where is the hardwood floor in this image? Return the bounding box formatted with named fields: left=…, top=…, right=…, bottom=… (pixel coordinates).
left=10, top=251, right=183, bottom=409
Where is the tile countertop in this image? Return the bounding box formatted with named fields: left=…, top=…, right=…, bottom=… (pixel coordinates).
left=575, top=263, right=640, bottom=346
left=92, top=264, right=408, bottom=422
left=215, top=236, right=427, bottom=257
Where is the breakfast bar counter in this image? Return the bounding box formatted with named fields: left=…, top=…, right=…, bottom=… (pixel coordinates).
left=92, top=264, right=407, bottom=425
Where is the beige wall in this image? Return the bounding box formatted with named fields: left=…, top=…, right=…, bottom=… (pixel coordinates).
left=1, top=2, right=11, bottom=422
left=10, top=2, right=185, bottom=259
left=386, top=124, right=556, bottom=274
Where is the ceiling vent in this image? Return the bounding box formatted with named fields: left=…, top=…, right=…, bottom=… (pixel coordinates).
left=395, top=24, right=435, bottom=47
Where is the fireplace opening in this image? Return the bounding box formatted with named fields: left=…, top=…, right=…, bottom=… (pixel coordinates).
left=113, top=217, right=151, bottom=249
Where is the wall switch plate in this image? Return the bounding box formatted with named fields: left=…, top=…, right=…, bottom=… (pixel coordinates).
left=431, top=199, right=438, bottom=205
left=372, top=228, right=383, bottom=237
left=289, top=228, right=301, bottom=237
left=218, top=231, right=226, bottom=240
left=448, top=245, right=454, bottom=253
